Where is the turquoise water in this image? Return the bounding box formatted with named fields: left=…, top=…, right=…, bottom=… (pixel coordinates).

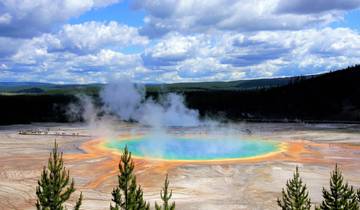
left=105, top=135, right=280, bottom=161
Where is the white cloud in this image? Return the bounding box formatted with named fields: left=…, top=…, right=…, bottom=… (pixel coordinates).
left=59, top=21, right=148, bottom=53
left=4, top=21, right=147, bottom=83
left=0, top=0, right=120, bottom=37
left=75, top=49, right=141, bottom=69
left=142, top=33, right=210, bottom=68
left=276, top=0, right=360, bottom=14
left=8, top=49, right=143, bottom=84
left=138, top=27, right=360, bottom=82
left=0, top=13, right=12, bottom=24
left=0, top=37, right=25, bottom=58
left=10, top=21, right=147, bottom=64
left=0, top=3, right=359, bottom=84
left=4, top=26, right=360, bottom=83
left=0, top=63, right=8, bottom=69
left=134, top=0, right=345, bottom=38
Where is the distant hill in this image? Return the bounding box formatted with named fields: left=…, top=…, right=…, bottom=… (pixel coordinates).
left=0, top=65, right=358, bottom=124
left=0, top=82, right=52, bottom=92
left=0, top=75, right=309, bottom=95
left=15, top=87, right=45, bottom=94
left=0, top=83, right=102, bottom=95
left=148, top=77, right=304, bottom=92
left=0, top=82, right=51, bottom=87
left=183, top=65, right=360, bottom=122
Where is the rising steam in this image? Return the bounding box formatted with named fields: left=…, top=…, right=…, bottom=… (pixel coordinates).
left=68, top=79, right=250, bottom=159
left=100, top=80, right=201, bottom=127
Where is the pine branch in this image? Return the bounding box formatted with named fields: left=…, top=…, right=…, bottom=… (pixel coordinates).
left=277, top=166, right=311, bottom=210
left=74, top=192, right=83, bottom=210
left=155, top=174, right=175, bottom=210
left=35, top=141, right=82, bottom=210
left=110, top=146, right=149, bottom=210
left=318, top=164, right=359, bottom=210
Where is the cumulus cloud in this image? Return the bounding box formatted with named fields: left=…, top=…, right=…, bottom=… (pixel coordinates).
left=1, top=0, right=360, bottom=83
left=0, top=37, right=25, bottom=58
left=276, top=0, right=360, bottom=14
left=219, top=34, right=291, bottom=67
left=8, top=48, right=143, bottom=83
left=3, top=20, right=147, bottom=83
left=142, top=33, right=209, bottom=68
left=10, top=21, right=147, bottom=63
left=133, top=0, right=344, bottom=38
left=0, top=0, right=120, bottom=38
left=0, top=13, right=11, bottom=24
left=5, top=26, right=360, bottom=83
left=139, top=27, right=360, bottom=81
left=58, top=21, right=148, bottom=53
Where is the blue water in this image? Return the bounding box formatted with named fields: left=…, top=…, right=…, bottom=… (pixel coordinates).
left=105, top=135, right=280, bottom=161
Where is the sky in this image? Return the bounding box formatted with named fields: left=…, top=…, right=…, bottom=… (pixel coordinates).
left=0, top=0, right=360, bottom=84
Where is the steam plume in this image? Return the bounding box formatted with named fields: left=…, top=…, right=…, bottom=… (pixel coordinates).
left=100, top=80, right=201, bottom=127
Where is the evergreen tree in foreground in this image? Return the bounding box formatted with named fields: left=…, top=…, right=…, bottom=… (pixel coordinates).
left=318, top=164, right=359, bottom=210
left=36, top=141, right=82, bottom=210
left=155, top=174, right=175, bottom=210
left=277, top=166, right=311, bottom=210
left=110, top=146, right=149, bottom=210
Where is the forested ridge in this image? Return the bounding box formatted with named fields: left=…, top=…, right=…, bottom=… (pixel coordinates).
left=0, top=65, right=359, bottom=125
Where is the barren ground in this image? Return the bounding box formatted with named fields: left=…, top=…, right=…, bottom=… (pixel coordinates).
left=0, top=122, right=360, bottom=210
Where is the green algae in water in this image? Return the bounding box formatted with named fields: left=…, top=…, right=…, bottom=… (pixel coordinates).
left=105, top=136, right=281, bottom=161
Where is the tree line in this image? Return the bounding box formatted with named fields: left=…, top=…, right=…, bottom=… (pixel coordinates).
left=35, top=142, right=360, bottom=210
left=0, top=65, right=359, bottom=125
left=181, top=65, right=360, bottom=122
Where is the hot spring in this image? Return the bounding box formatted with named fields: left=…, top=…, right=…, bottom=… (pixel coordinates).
left=104, top=134, right=284, bottom=161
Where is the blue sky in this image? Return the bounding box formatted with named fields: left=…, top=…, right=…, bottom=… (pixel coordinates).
left=0, top=0, right=360, bottom=84
left=70, top=0, right=145, bottom=27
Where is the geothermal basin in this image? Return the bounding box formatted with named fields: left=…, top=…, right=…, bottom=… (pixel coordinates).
left=105, top=135, right=285, bottom=161
left=1, top=122, right=360, bottom=210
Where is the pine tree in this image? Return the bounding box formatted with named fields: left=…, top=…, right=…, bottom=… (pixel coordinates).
left=277, top=166, right=311, bottom=210
left=155, top=174, right=175, bottom=210
left=318, top=164, right=359, bottom=210
left=36, top=141, right=82, bottom=210
left=357, top=189, right=360, bottom=202
left=110, top=146, right=149, bottom=210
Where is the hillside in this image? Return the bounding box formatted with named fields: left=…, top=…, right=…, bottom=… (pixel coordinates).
left=0, top=65, right=358, bottom=124
left=0, top=76, right=299, bottom=95
left=147, top=77, right=298, bottom=92
left=182, top=65, right=360, bottom=122
left=0, top=83, right=102, bottom=95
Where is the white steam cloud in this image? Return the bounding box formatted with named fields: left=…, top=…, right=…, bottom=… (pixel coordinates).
left=67, top=80, right=254, bottom=160
left=100, top=79, right=201, bottom=127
